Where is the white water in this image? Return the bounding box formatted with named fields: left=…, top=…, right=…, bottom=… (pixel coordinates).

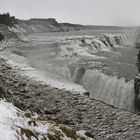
left=9, top=31, right=137, bottom=111
left=58, top=33, right=129, bottom=58
left=81, top=70, right=135, bottom=111
left=42, top=63, right=135, bottom=111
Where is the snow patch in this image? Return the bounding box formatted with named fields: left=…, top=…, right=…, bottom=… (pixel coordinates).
left=0, top=99, right=91, bottom=140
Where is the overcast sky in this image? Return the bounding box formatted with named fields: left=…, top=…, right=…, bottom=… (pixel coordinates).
left=1, top=0, right=140, bottom=26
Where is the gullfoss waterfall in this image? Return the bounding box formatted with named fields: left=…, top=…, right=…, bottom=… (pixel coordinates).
left=12, top=30, right=138, bottom=111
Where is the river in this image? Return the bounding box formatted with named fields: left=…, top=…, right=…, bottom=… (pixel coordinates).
left=13, top=30, right=138, bottom=111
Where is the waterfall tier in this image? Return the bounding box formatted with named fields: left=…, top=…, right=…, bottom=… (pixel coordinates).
left=58, top=33, right=130, bottom=58
left=81, top=70, right=135, bottom=111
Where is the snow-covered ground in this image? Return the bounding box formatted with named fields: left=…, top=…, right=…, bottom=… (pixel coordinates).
left=0, top=99, right=92, bottom=140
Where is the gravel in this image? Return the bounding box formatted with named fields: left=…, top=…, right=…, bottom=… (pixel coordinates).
left=0, top=58, right=140, bottom=139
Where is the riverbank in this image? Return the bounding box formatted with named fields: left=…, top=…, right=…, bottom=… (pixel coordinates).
left=1, top=57, right=140, bottom=140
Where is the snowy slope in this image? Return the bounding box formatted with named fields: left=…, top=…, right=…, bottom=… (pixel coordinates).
left=0, top=99, right=92, bottom=140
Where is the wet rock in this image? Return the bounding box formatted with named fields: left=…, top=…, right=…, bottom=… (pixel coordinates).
left=0, top=32, right=4, bottom=41
left=19, top=82, right=27, bottom=86
left=85, top=131, right=95, bottom=139
left=45, top=110, right=55, bottom=115
left=83, top=92, right=90, bottom=97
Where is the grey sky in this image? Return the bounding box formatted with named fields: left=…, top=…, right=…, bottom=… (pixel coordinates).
left=1, top=0, right=140, bottom=26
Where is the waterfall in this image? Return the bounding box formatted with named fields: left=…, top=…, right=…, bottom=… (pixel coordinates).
left=81, top=70, right=135, bottom=111
left=58, top=33, right=130, bottom=58
left=22, top=33, right=136, bottom=111
left=30, top=60, right=72, bottom=80
left=85, top=33, right=129, bottom=53
left=44, top=63, right=71, bottom=80
left=95, top=34, right=128, bottom=48
left=72, top=67, right=85, bottom=83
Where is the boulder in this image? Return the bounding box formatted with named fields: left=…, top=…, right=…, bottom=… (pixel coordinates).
left=0, top=32, right=4, bottom=41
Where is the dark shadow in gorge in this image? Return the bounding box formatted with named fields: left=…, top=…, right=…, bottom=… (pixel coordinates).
left=134, top=49, right=140, bottom=111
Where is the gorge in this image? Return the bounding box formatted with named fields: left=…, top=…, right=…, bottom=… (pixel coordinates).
left=1, top=14, right=140, bottom=139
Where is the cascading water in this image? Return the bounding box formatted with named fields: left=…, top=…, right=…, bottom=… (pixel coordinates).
left=81, top=70, right=135, bottom=111
left=72, top=67, right=85, bottom=83
left=58, top=33, right=130, bottom=58
left=14, top=31, right=137, bottom=112
left=30, top=61, right=72, bottom=80
left=44, top=63, right=71, bottom=79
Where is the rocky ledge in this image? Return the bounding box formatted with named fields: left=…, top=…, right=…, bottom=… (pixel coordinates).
left=0, top=58, right=140, bottom=139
